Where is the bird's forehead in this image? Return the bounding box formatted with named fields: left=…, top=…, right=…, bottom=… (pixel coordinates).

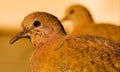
left=67, top=5, right=86, bottom=12
left=21, top=12, right=59, bottom=29
left=21, top=12, right=38, bottom=28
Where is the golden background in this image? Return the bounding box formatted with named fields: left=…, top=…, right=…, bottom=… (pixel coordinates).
left=0, top=0, right=119, bottom=72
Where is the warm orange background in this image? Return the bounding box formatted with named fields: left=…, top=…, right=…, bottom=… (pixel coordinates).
left=0, top=0, right=120, bottom=28
left=0, top=0, right=120, bottom=72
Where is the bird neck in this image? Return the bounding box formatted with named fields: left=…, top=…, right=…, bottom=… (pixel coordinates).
left=76, top=16, right=93, bottom=24
left=32, top=30, right=66, bottom=49
left=30, top=30, right=66, bottom=70
left=71, top=17, right=94, bottom=34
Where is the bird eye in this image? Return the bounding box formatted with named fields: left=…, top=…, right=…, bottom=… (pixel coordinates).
left=33, top=20, right=41, bottom=27
left=70, top=10, right=74, bottom=14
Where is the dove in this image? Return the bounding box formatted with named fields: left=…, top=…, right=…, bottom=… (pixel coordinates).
left=10, top=12, right=120, bottom=72
left=61, top=4, right=120, bottom=43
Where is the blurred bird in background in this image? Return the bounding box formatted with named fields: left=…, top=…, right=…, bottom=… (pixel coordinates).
left=10, top=12, right=120, bottom=72
left=61, top=4, right=120, bottom=43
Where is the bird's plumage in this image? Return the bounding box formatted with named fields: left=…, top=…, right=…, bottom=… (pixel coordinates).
left=10, top=12, right=120, bottom=72
left=61, top=5, right=120, bottom=43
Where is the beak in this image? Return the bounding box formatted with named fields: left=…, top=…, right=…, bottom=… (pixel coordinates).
left=60, top=16, right=68, bottom=22
left=9, top=29, right=29, bottom=44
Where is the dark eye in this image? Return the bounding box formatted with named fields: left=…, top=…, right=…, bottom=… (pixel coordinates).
left=33, top=20, right=41, bottom=27
left=70, top=10, right=74, bottom=14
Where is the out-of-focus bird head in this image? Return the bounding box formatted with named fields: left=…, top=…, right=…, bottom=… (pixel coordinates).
left=10, top=12, right=66, bottom=46
left=61, top=4, right=93, bottom=23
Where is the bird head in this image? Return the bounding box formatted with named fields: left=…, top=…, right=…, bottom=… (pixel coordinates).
left=61, top=4, right=93, bottom=23
left=10, top=12, right=66, bottom=46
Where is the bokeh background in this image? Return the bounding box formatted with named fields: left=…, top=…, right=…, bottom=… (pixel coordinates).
left=0, top=0, right=120, bottom=72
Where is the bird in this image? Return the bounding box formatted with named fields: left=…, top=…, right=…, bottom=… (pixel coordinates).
left=9, top=12, right=120, bottom=72
left=61, top=4, right=120, bottom=43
